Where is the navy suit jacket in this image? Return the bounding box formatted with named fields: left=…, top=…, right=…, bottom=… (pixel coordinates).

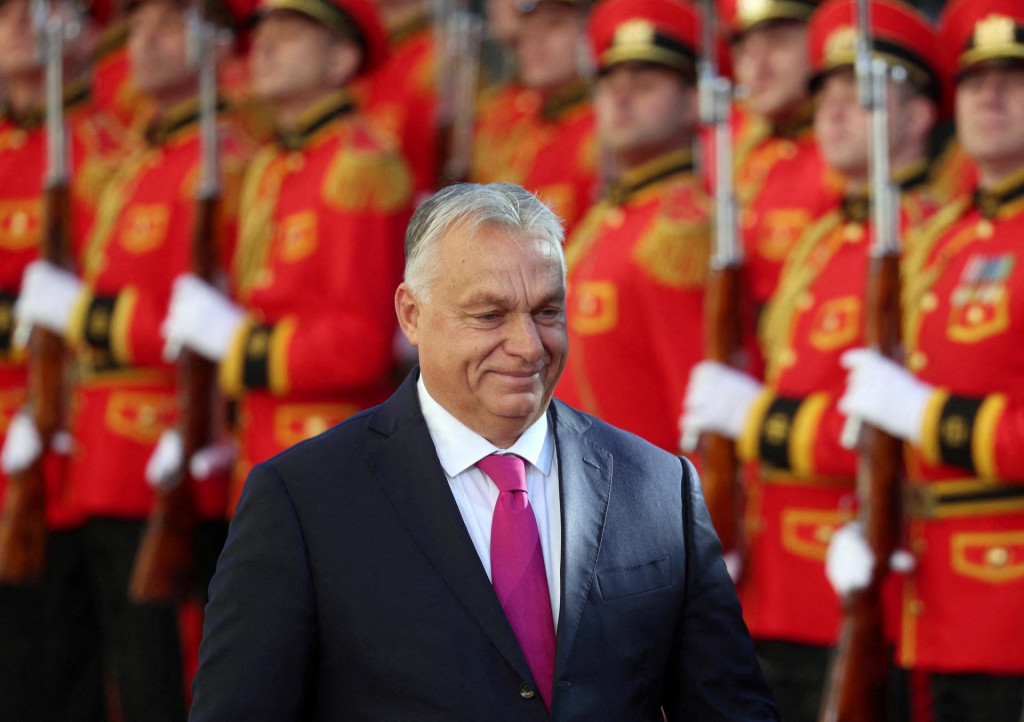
left=189, top=370, right=778, bottom=721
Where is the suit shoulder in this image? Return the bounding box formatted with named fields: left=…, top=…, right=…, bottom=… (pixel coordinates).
left=259, top=404, right=381, bottom=481
left=554, top=400, right=684, bottom=474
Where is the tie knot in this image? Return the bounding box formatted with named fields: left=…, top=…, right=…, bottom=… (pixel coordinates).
left=477, top=453, right=527, bottom=494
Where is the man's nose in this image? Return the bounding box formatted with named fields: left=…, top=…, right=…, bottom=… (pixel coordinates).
left=505, top=314, right=545, bottom=362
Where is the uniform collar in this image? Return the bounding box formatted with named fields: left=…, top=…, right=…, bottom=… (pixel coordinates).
left=540, top=79, right=591, bottom=122
left=275, top=90, right=356, bottom=151
left=606, top=147, right=695, bottom=205
left=771, top=100, right=815, bottom=140
left=388, top=7, right=431, bottom=44
left=840, top=161, right=930, bottom=222
left=145, top=96, right=210, bottom=146
left=1, top=76, right=92, bottom=131
left=973, top=165, right=1024, bottom=220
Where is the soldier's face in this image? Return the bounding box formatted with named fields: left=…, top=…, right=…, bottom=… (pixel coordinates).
left=731, top=21, right=810, bottom=121
left=516, top=3, right=587, bottom=92
left=396, top=224, right=568, bottom=448
left=249, top=12, right=345, bottom=103
left=596, top=62, right=697, bottom=160
left=0, top=0, right=41, bottom=77
left=957, top=64, right=1024, bottom=186
left=128, top=0, right=195, bottom=98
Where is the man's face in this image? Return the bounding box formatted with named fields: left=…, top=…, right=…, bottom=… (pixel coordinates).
left=814, top=68, right=926, bottom=180
left=731, top=21, right=811, bottom=120
left=516, top=3, right=586, bottom=92
left=250, top=11, right=354, bottom=104
left=128, top=0, right=194, bottom=97
left=956, top=64, right=1024, bottom=183
left=596, top=62, right=697, bottom=157
left=397, top=223, right=568, bottom=447
left=0, top=0, right=41, bottom=77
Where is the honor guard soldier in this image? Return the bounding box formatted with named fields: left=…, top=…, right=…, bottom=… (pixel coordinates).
left=719, top=0, right=831, bottom=377
left=555, top=0, right=713, bottom=454
left=9, top=0, right=255, bottom=716
left=839, top=0, right=1024, bottom=718
left=0, top=0, right=124, bottom=718
left=682, top=2, right=944, bottom=719
left=352, top=0, right=438, bottom=199
left=471, top=0, right=597, bottom=233
left=161, top=0, right=413, bottom=512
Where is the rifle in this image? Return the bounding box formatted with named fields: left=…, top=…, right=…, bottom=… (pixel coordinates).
left=434, top=0, right=484, bottom=184
left=0, top=2, right=75, bottom=585
left=696, top=0, right=743, bottom=555
left=820, top=2, right=902, bottom=719
left=129, top=7, right=221, bottom=603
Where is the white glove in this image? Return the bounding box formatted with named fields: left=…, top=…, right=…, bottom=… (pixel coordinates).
left=839, top=348, right=933, bottom=445
left=826, top=521, right=875, bottom=596
left=722, top=550, right=743, bottom=584
left=145, top=429, right=184, bottom=490
left=13, top=260, right=84, bottom=344
left=1, top=412, right=43, bottom=475
left=190, top=440, right=235, bottom=480
left=680, top=361, right=763, bottom=452
left=162, top=274, right=246, bottom=362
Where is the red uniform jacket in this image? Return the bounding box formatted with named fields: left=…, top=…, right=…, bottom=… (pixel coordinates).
left=0, top=85, right=124, bottom=529
left=557, top=149, right=710, bottom=454
left=67, top=99, right=250, bottom=521
left=472, top=81, right=598, bottom=234
left=222, top=92, right=412, bottom=513
left=896, top=168, right=1024, bottom=674
left=736, top=171, right=935, bottom=647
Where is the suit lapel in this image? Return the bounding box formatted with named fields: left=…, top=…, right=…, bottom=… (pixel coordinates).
left=364, top=372, right=535, bottom=686
left=550, top=401, right=613, bottom=680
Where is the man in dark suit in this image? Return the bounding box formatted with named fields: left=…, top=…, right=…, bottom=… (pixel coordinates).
left=188, top=182, right=778, bottom=721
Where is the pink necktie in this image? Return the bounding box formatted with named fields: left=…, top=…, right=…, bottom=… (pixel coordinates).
left=477, top=453, right=556, bottom=709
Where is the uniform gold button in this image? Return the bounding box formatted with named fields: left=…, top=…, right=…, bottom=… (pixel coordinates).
left=920, top=292, right=938, bottom=312
left=780, top=348, right=796, bottom=367
left=606, top=208, right=625, bottom=228
left=966, top=305, right=985, bottom=325
left=519, top=683, right=535, bottom=699
left=909, top=600, right=924, bottom=615
left=976, top=220, right=993, bottom=239
left=986, top=547, right=1009, bottom=568
left=908, top=351, right=927, bottom=372
left=798, top=292, right=814, bottom=310
left=304, top=416, right=328, bottom=437
left=844, top=223, right=865, bottom=241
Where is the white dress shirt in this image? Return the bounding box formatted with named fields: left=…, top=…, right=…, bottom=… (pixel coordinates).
left=417, top=376, right=562, bottom=624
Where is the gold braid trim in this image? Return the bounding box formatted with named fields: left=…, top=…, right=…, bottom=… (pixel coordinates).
left=632, top=214, right=711, bottom=289
left=564, top=202, right=611, bottom=274
left=235, top=147, right=285, bottom=296
left=759, top=210, right=843, bottom=383
left=321, top=141, right=412, bottom=213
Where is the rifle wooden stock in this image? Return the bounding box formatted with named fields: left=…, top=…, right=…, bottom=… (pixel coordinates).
left=0, top=181, right=72, bottom=585
left=129, top=196, right=219, bottom=603
left=819, top=252, right=903, bottom=722
left=702, top=263, right=743, bottom=553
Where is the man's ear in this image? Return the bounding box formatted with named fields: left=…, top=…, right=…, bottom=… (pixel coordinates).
left=326, top=38, right=363, bottom=88
left=395, top=283, right=421, bottom=348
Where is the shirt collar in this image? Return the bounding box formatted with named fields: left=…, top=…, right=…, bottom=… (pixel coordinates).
left=417, top=375, right=553, bottom=478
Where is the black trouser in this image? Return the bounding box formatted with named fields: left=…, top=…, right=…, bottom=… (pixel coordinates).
left=84, top=518, right=187, bottom=722
left=755, top=640, right=911, bottom=722
left=0, top=527, right=107, bottom=722
left=930, top=671, right=1024, bottom=722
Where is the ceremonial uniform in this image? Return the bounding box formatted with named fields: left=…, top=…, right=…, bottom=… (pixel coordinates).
left=558, top=150, right=711, bottom=453
left=67, top=98, right=249, bottom=720
left=223, top=97, right=412, bottom=510
left=890, top=7, right=1024, bottom=708
left=729, top=3, right=944, bottom=719
left=92, top=18, right=148, bottom=132
left=472, top=81, right=597, bottom=233
left=352, top=8, right=438, bottom=197
left=0, top=83, right=123, bottom=722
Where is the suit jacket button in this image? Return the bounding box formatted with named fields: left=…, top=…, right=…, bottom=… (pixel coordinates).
left=519, top=683, right=535, bottom=699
